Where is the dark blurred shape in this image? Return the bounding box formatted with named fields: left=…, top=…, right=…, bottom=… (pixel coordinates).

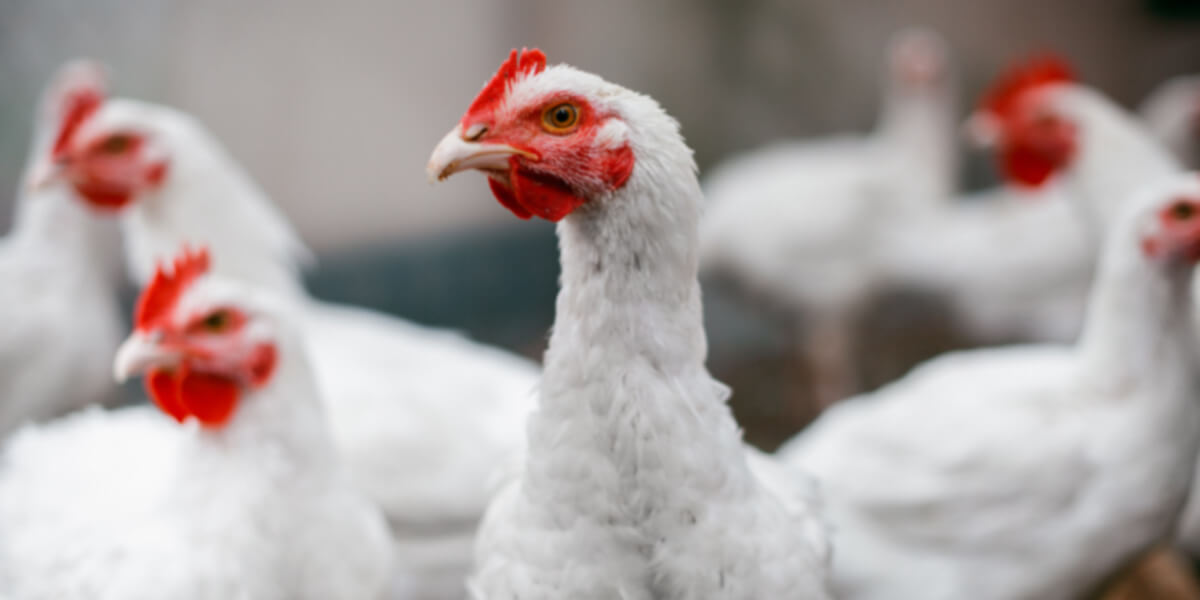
left=305, top=224, right=560, bottom=356
left=1146, top=0, right=1200, bottom=20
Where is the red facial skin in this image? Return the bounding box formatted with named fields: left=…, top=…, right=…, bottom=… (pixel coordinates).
left=977, top=54, right=1077, bottom=188
left=59, top=130, right=169, bottom=212
left=998, top=98, right=1078, bottom=188
left=1141, top=196, right=1200, bottom=264
left=133, top=247, right=276, bottom=428
left=143, top=311, right=277, bottom=428
left=460, top=49, right=636, bottom=222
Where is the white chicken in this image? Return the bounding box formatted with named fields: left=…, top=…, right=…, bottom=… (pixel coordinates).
left=967, top=55, right=1181, bottom=234
left=1139, top=73, right=1200, bottom=169
left=427, top=48, right=833, bottom=599
left=0, top=246, right=393, bottom=600
left=31, top=62, right=539, bottom=598
left=877, top=182, right=1093, bottom=344
left=0, top=60, right=123, bottom=436
left=778, top=173, right=1200, bottom=600
left=699, top=28, right=958, bottom=403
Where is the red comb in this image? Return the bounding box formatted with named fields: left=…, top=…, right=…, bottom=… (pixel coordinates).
left=50, top=75, right=105, bottom=159
left=136, top=246, right=211, bottom=332
left=980, top=53, right=1075, bottom=120
left=464, top=47, right=547, bottom=121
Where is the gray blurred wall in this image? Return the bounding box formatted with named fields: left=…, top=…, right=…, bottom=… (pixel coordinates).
left=2, top=0, right=1198, bottom=250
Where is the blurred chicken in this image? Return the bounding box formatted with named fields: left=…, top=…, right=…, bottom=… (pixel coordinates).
left=33, top=62, right=538, bottom=598
left=967, top=55, right=1181, bottom=233
left=878, top=182, right=1092, bottom=344
left=0, top=246, right=393, bottom=600
left=1139, top=74, right=1200, bottom=169
left=700, top=28, right=958, bottom=405
left=427, top=48, right=833, bottom=599
left=0, top=61, right=123, bottom=437
left=779, top=173, right=1200, bottom=600
left=969, top=57, right=1200, bottom=574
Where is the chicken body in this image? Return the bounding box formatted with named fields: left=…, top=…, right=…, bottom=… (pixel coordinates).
left=699, top=29, right=957, bottom=402
left=779, top=175, right=1200, bottom=599
left=0, top=257, right=393, bottom=600
left=0, top=62, right=123, bottom=437
left=42, top=85, right=538, bottom=597
left=429, top=49, right=833, bottom=600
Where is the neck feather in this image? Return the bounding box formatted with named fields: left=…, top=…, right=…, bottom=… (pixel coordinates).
left=1077, top=239, right=1197, bottom=392
left=529, top=113, right=755, bottom=511
left=122, top=111, right=310, bottom=297
left=197, top=332, right=334, bottom=463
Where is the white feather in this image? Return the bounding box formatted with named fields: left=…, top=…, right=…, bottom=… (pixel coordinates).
left=779, top=175, right=1200, bottom=599
left=466, top=62, right=833, bottom=599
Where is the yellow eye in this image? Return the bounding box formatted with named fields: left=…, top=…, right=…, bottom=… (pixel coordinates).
left=541, top=103, right=579, bottom=134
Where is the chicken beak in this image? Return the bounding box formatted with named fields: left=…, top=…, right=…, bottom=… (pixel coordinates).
left=113, top=332, right=179, bottom=383
left=26, top=158, right=66, bottom=192
left=425, top=124, right=536, bottom=184
left=963, top=112, right=1003, bottom=148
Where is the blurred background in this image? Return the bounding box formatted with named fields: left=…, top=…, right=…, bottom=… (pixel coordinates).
left=2, top=0, right=1199, bottom=449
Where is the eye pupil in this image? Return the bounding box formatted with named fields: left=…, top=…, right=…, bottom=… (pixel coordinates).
left=1174, top=202, right=1195, bottom=220
left=204, top=311, right=227, bottom=331
left=102, top=135, right=131, bottom=154
left=542, top=103, right=578, bottom=132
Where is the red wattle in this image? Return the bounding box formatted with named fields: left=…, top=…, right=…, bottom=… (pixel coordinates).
left=144, top=367, right=240, bottom=427
left=179, top=371, right=240, bottom=427
left=488, top=178, right=533, bottom=220
left=1000, top=146, right=1056, bottom=188
left=76, top=187, right=134, bottom=212
left=147, top=369, right=188, bottom=423
left=509, top=170, right=588, bottom=222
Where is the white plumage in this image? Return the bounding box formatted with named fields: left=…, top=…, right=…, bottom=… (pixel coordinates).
left=778, top=173, right=1200, bottom=600
left=0, top=61, right=123, bottom=437
left=1139, top=74, right=1200, bottom=169
left=44, top=76, right=538, bottom=597
left=877, top=183, right=1094, bottom=344
left=429, top=53, right=833, bottom=599
left=699, top=29, right=957, bottom=401
left=0, top=261, right=393, bottom=600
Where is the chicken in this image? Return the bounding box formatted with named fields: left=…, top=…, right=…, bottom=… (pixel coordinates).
left=877, top=183, right=1093, bottom=344
left=0, top=246, right=393, bottom=600
left=1138, top=74, right=1200, bottom=169
left=968, top=54, right=1182, bottom=234
left=31, top=61, right=538, bottom=598
left=778, top=173, right=1200, bottom=600
left=0, top=61, right=123, bottom=436
left=427, top=48, right=833, bottom=600
left=699, top=28, right=958, bottom=404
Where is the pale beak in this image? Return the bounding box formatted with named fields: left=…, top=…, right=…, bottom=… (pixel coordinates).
left=425, top=124, right=537, bottom=184
left=963, top=112, right=1002, bottom=148
left=26, top=158, right=66, bottom=192
left=113, top=332, right=179, bottom=383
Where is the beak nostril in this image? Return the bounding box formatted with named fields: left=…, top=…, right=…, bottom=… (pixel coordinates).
left=464, top=123, right=488, bottom=142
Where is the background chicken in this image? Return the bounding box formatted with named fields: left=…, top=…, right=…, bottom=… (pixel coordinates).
left=31, top=65, right=539, bottom=598
left=1139, top=73, right=1200, bottom=170
left=428, top=48, right=833, bottom=599
left=779, top=173, right=1200, bottom=600
left=0, top=246, right=393, bottom=600
left=699, top=27, right=958, bottom=406
left=0, top=60, right=123, bottom=437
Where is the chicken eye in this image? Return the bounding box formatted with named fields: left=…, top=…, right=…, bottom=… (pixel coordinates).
left=541, top=103, right=579, bottom=134
left=98, top=134, right=133, bottom=155
left=1172, top=201, right=1197, bottom=221
left=201, top=310, right=230, bottom=332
